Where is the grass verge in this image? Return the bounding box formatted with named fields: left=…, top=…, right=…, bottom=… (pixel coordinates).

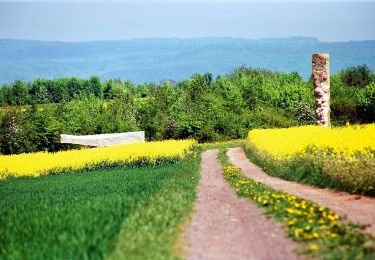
left=245, top=145, right=375, bottom=196
left=0, top=156, right=199, bottom=259
left=196, top=139, right=245, bottom=151
left=219, top=149, right=375, bottom=259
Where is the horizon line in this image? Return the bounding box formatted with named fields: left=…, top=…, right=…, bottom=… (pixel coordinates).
left=1, top=0, right=375, bottom=3
left=1, top=36, right=375, bottom=44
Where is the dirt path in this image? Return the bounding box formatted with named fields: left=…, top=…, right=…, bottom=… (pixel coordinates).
left=184, top=149, right=303, bottom=260
left=227, top=147, right=375, bottom=234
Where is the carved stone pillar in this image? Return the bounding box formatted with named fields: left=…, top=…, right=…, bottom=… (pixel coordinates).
left=312, top=53, right=331, bottom=127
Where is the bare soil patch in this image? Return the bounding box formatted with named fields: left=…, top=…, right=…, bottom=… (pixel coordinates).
left=227, top=147, right=375, bottom=234
left=184, top=149, right=303, bottom=260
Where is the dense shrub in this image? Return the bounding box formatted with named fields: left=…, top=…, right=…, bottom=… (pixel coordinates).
left=294, top=101, right=315, bottom=125
left=246, top=107, right=299, bottom=129
left=330, top=75, right=360, bottom=124
left=356, top=83, right=375, bottom=122
left=341, top=64, right=374, bottom=88
left=0, top=108, right=24, bottom=154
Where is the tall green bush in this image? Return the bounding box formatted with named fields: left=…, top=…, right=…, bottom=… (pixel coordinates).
left=341, top=64, right=373, bottom=88
left=357, top=83, right=375, bottom=122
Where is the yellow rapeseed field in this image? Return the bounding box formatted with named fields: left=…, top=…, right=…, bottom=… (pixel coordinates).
left=0, top=139, right=195, bottom=179
left=248, top=124, right=375, bottom=158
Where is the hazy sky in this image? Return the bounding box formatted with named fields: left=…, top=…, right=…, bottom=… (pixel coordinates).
left=0, top=1, right=374, bottom=42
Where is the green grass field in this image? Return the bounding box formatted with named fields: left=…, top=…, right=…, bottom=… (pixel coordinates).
left=0, top=157, right=199, bottom=259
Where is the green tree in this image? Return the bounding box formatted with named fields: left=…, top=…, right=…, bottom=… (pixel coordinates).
left=103, top=81, right=115, bottom=99
left=0, top=108, right=24, bottom=154
left=85, top=76, right=103, bottom=98
left=357, top=83, right=375, bottom=122
left=47, top=79, right=69, bottom=103
left=12, top=80, right=29, bottom=106
left=0, top=84, right=15, bottom=105
left=67, top=78, right=83, bottom=99
left=341, top=64, right=373, bottom=88
left=0, top=87, right=3, bottom=105
left=29, top=79, right=51, bottom=104
left=22, top=105, right=63, bottom=152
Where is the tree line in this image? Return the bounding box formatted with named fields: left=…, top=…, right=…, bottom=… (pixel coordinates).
left=0, top=65, right=374, bottom=155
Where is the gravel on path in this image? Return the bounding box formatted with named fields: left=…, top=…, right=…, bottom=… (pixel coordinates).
left=227, top=147, right=375, bottom=234
left=184, top=149, right=303, bottom=260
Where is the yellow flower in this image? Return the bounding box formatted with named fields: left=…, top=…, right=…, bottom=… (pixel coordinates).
left=327, top=214, right=338, bottom=221
left=0, top=139, right=195, bottom=179
left=248, top=124, right=375, bottom=159
left=294, top=228, right=303, bottom=237
left=310, top=244, right=319, bottom=251
left=286, top=208, right=295, bottom=214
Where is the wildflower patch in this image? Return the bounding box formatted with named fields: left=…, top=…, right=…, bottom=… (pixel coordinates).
left=219, top=149, right=375, bottom=259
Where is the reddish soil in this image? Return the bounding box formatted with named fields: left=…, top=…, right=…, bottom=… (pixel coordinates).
left=184, top=149, right=303, bottom=260
left=227, top=147, right=375, bottom=234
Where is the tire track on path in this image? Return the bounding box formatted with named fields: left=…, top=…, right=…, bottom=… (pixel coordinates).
left=227, top=147, right=375, bottom=234
left=184, top=149, right=303, bottom=260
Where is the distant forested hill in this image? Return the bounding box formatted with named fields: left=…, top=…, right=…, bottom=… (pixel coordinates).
left=0, top=37, right=374, bottom=85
